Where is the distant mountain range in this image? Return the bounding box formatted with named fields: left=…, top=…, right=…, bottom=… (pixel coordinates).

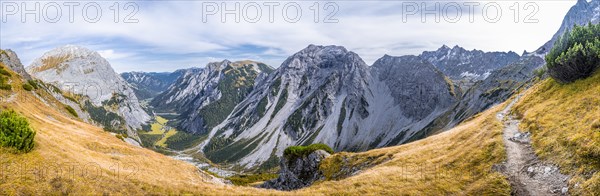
left=126, top=44, right=538, bottom=168
left=21, top=43, right=543, bottom=168
left=19, top=0, right=598, bottom=168
left=121, top=71, right=185, bottom=100
left=420, top=45, right=520, bottom=89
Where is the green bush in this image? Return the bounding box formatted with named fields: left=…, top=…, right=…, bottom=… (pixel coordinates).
left=0, top=68, right=10, bottom=76
left=533, top=67, right=547, bottom=79
left=226, top=173, right=278, bottom=186
left=0, top=67, right=11, bottom=91
left=22, top=83, right=33, bottom=91
left=0, top=110, right=36, bottom=153
left=546, top=23, right=600, bottom=83
left=27, top=80, right=39, bottom=89
left=115, top=134, right=125, bottom=141
left=283, top=143, right=334, bottom=159
left=0, top=84, right=10, bottom=90
left=64, top=105, right=78, bottom=118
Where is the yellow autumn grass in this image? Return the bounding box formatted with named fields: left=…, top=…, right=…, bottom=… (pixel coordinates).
left=0, top=62, right=512, bottom=195
left=0, top=64, right=274, bottom=195
left=294, top=102, right=511, bottom=195
left=30, top=54, right=72, bottom=73
left=156, top=129, right=178, bottom=148
left=513, top=71, right=600, bottom=195
left=147, top=116, right=167, bottom=135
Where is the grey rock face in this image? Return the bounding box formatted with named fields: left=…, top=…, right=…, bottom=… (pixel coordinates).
left=536, top=0, right=600, bottom=54
left=372, top=55, right=456, bottom=120
left=200, top=45, right=458, bottom=167
left=26, top=45, right=150, bottom=136
left=261, top=150, right=330, bottom=190
left=151, top=60, right=272, bottom=135
left=0, top=49, right=31, bottom=80
left=411, top=55, right=545, bottom=141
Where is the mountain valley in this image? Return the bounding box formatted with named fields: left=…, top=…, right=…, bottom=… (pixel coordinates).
left=1, top=0, right=599, bottom=194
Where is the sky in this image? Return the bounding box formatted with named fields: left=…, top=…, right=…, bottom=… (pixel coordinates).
left=0, top=0, right=577, bottom=73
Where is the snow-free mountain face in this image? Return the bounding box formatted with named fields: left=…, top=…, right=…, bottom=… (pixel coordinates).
left=536, top=0, right=600, bottom=54
left=26, top=45, right=150, bottom=136
left=121, top=70, right=184, bottom=100
left=199, top=45, right=458, bottom=168
left=445, top=55, right=545, bottom=131
left=420, top=45, right=520, bottom=89
left=0, top=49, right=31, bottom=80
left=151, top=60, right=273, bottom=135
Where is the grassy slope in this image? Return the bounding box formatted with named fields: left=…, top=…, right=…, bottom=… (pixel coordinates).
left=296, top=103, right=511, bottom=195
left=513, top=72, right=600, bottom=195
left=0, top=64, right=271, bottom=195
left=0, top=62, right=513, bottom=194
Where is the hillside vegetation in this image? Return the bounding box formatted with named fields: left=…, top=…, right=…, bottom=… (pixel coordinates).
left=0, top=110, right=36, bottom=153
left=513, top=70, right=600, bottom=195
left=295, top=104, right=510, bottom=195
left=546, top=23, right=600, bottom=83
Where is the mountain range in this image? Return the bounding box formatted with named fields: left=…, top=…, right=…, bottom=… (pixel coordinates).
left=0, top=0, right=599, bottom=194
left=13, top=0, right=599, bottom=169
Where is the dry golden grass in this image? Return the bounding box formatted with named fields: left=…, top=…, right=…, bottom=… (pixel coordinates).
left=0, top=65, right=274, bottom=195
left=294, top=104, right=511, bottom=195
left=0, top=62, right=513, bottom=195
left=30, top=54, right=71, bottom=73
left=513, top=71, right=600, bottom=195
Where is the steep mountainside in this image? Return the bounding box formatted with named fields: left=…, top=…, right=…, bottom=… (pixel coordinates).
left=1, top=49, right=92, bottom=122
left=151, top=60, right=273, bottom=135
left=0, top=49, right=31, bottom=80
left=200, top=45, right=458, bottom=168
left=536, top=0, right=600, bottom=54
left=121, top=70, right=185, bottom=100
left=26, top=45, right=150, bottom=138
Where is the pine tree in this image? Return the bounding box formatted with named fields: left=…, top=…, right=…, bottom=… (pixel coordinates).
left=546, top=23, right=600, bottom=83
left=0, top=110, right=36, bottom=153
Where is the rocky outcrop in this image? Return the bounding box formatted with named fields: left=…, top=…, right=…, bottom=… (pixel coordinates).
left=536, top=0, right=600, bottom=54
left=261, top=150, right=330, bottom=190
left=0, top=49, right=31, bottom=79
left=26, top=45, right=150, bottom=137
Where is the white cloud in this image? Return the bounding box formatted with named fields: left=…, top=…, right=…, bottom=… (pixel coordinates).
left=97, top=49, right=133, bottom=60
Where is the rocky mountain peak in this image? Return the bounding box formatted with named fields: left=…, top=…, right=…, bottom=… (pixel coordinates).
left=536, top=0, right=599, bottom=54
left=283, top=45, right=365, bottom=71
left=27, top=45, right=150, bottom=133
left=206, top=59, right=230, bottom=71
left=0, top=49, right=31, bottom=79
